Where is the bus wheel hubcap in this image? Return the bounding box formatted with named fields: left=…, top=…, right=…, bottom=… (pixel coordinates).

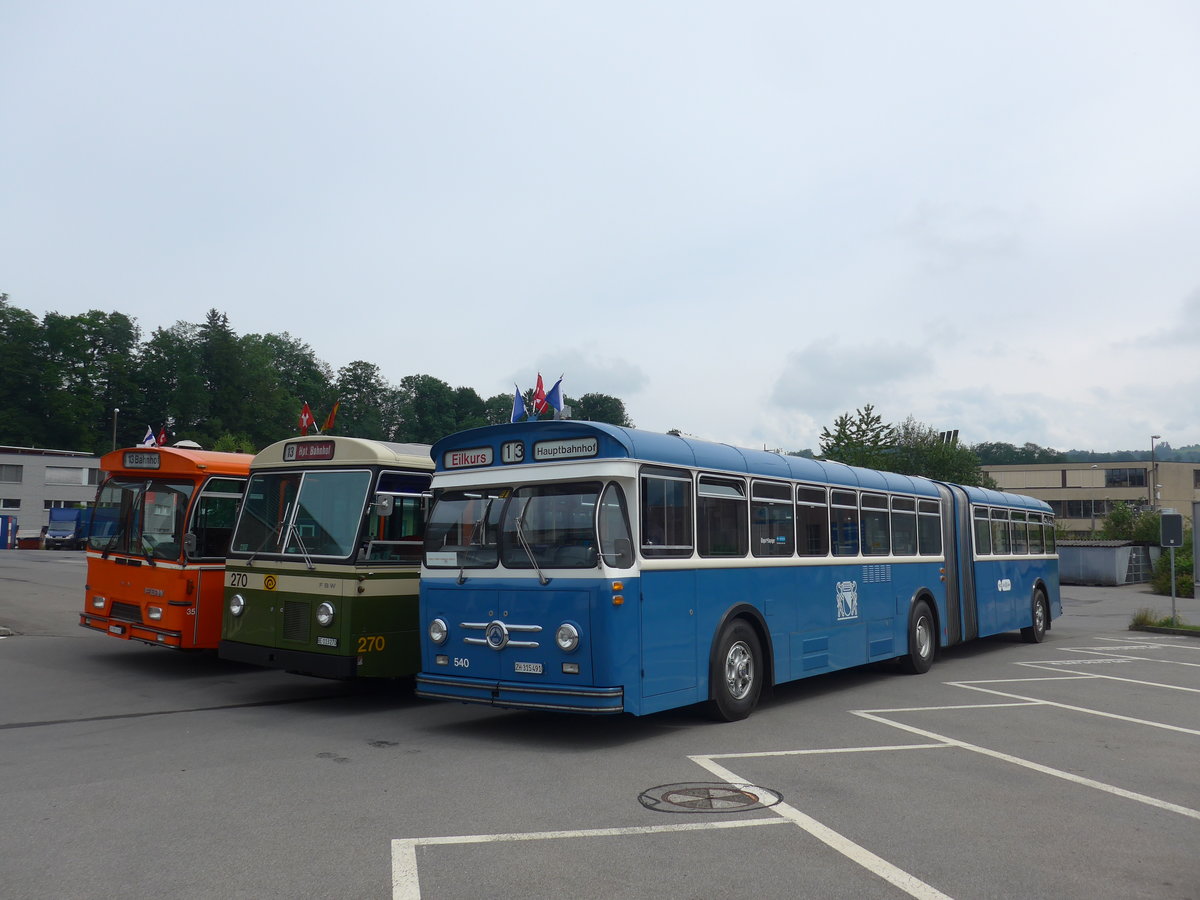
left=725, top=641, right=754, bottom=700
left=916, top=617, right=931, bottom=658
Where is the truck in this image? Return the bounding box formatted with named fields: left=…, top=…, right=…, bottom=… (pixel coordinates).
left=45, top=508, right=84, bottom=550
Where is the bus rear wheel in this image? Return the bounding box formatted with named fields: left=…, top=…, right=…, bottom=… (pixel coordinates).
left=707, top=619, right=762, bottom=722
left=1021, top=591, right=1048, bottom=643
left=902, top=600, right=935, bottom=674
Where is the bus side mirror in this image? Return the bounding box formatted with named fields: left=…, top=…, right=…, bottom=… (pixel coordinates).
left=184, top=533, right=197, bottom=555
left=375, top=494, right=394, bottom=517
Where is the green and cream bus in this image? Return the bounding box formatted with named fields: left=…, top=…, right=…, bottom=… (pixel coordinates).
left=218, top=435, right=432, bottom=678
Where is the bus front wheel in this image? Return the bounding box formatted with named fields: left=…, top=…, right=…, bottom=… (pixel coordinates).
left=902, top=600, right=935, bottom=674
left=707, top=619, right=762, bottom=722
left=1021, top=591, right=1048, bottom=644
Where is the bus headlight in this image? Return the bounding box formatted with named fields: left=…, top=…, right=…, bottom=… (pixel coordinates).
left=316, top=602, right=335, bottom=627
left=555, top=623, right=580, bottom=653
left=148, top=606, right=163, bottom=621
left=429, top=618, right=448, bottom=645
left=229, top=594, right=245, bottom=617
left=92, top=595, right=106, bottom=609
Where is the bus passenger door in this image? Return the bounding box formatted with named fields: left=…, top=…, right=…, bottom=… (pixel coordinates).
left=937, top=484, right=977, bottom=644
left=193, top=567, right=222, bottom=647
left=639, top=570, right=698, bottom=697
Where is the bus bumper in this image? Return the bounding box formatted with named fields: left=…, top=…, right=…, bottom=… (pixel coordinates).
left=415, top=673, right=624, bottom=714
left=79, top=614, right=183, bottom=648
left=218, top=639, right=358, bottom=679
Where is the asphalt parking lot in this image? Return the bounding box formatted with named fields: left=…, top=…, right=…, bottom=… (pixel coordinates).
left=2, top=551, right=1198, bottom=899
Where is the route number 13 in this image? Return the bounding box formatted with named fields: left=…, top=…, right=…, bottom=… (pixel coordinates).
left=501, top=441, right=524, bottom=464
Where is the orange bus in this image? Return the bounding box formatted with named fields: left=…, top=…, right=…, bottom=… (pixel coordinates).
left=80, top=445, right=254, bottom=649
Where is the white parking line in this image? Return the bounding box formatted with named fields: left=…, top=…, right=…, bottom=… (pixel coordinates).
left=853, top=676, right=1200, bottom=823
left=946, top=682, right=1200, bottom=735
left=691, top=754, right=954, bottom=900
left=1019, top=661, right=1200, bottom=693
left=390, top=651, right=1200, bottom=898
left=390, top=818, right=789, bottom=900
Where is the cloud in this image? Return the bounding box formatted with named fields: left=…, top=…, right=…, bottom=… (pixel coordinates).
left=1130, top=286, right=1200, bottom=348
left=507, top=349, right=649, bottom=401
left=770, top=340, right=933, bottom=422
left=892, top=202, right=1028, bottom=273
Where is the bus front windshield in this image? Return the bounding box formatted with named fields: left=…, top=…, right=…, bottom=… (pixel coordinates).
left=231, top=470, right=372, bottom=559
left=88, top=477, right=195, bottom=560
left=425, top=481, right=630, bottom=570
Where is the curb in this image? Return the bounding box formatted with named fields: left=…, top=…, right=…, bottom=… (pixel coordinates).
left=1130, top=625, right=1200, bottom=638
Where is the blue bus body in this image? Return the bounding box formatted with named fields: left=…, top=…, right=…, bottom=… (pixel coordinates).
left=416, top=421, right=1060, bottom=718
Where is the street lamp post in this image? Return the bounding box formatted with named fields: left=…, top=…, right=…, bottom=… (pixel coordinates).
left=1149, top=434, right=1161, bottom=511
left=112, top=409, right=119, bottom=451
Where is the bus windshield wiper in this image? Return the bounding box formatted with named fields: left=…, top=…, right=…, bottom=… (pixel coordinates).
left=513, top=501, right=549, bottom=586
left=247, top=502, right=290, bottom=565
left=287, top=517, right=315, bottom=570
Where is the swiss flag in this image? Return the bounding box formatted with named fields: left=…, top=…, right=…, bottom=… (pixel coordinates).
left=532, top=373, right=548, bottom=414
left=299, top=402, right=315, bottom=435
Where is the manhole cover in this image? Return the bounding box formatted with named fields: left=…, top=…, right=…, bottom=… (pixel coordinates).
left=639, top=782, right=782, bottom=813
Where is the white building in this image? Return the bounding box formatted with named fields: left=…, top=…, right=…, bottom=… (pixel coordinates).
left=0, top=446, right=101, bottom=544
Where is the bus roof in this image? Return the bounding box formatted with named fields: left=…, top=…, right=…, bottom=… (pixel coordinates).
left=249, top=435, right=434, bottom=471
left=430, top=421, right=1052, bottom=512
left=100, top=446, right=255, bottom=478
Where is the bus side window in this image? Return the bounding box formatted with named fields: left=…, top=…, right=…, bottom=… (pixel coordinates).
left=917, top=499, right=942, bottom=556
left=697, top=475, right=748, bottom=558
left=830, top=490, right=859, bottom=556
left=973, top=507, right=992, bottom=556
left=860, top=492, right=890, bottom=556
left=640, top=467, right=692, bottom=558
left=598, top=483, right=633, bottom=568
left=796, top=485, right=829, bottom=556
left=890, top=496, right=916, bottom=556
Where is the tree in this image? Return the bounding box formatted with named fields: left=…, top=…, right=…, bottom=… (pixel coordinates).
left=973, top=441, right=1065, bottom=465
left=0, top=295, right=52, bottom=447
left=333, top=361, right=391, bottom=440
left=393, top=374, right=457, bottom=443
left=139, top=322, right=209, bottom=447
left=889, top=417, right=996, bottom=487
left=1099, top=503, right=1160, bottom=543
left=245, top=332, right=335, bottom=443
left=573, top=393, right=633, bottom=427
left=483, top=393, right=516, bottom=425
left=450, top=386, right=488, bottom=431
left=819, top=404, right=895, bottom=469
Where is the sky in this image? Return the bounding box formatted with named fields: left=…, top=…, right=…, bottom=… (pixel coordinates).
left=3, top=1, right=1199, bottom=455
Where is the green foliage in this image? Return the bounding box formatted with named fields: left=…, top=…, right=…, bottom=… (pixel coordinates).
left=972, top=441, right=1065, bottom=464
left=1150, top=527, right=1194, bottom=599
left=1130, top=608, right=1191, bottom=629
left=819, top=404, right=895, bottom=469
left=887, top=417, right=997, bottom=486
left=0, top=297, right=642, bottom=453
left=573, top=393, right=633, bottom=427
left=1098, top=503, right=1161, bottom=543
left=210, top=433, right=257, bottom=454
left=818, top=408, right=994, bottom=485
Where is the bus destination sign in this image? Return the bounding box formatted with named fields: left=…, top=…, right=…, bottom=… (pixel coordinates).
left=123, top=451, right=161, bottom=469
left=283, top=440, right=335, bottom=462
left=444, top=447, right=494, bottom=469
left=533, top=437, right=599, bottom=462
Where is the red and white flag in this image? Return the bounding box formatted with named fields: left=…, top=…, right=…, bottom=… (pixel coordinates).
left=532, top=373, right=548, bottom=415
left=299, top=402, right=315, bottom=435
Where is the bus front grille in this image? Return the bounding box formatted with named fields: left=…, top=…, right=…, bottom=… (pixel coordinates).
left=283, top=601, right=310, bottom=642
left=110, top=602, right=143, bottom=623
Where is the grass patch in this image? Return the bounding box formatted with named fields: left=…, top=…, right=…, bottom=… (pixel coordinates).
left=1130, top=608, right=1198, bottom=632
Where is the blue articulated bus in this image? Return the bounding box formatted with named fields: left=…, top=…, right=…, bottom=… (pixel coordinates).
left=416, top=421, right=1060, bottom=720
